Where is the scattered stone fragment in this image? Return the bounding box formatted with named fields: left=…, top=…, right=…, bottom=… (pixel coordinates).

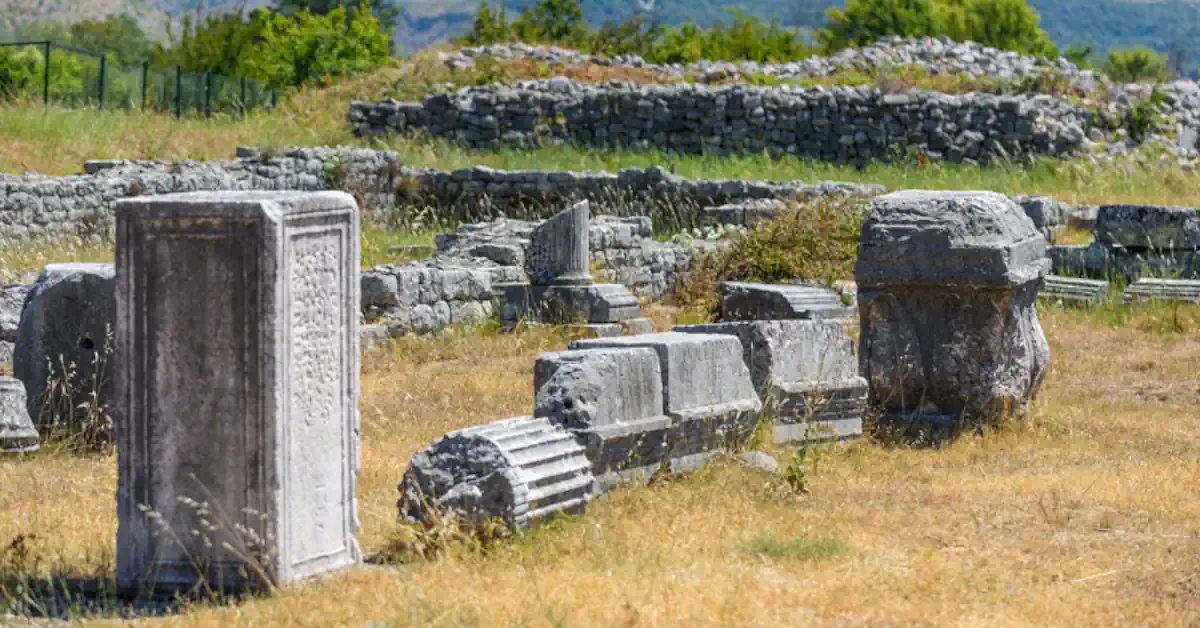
left=1039, top=275, right=1109, bottom=306
left=0, top=377, right=38, bottom=453
left=721, top=282, right=850, bottom=321
left=1122, top=278, right=1200, bottom=304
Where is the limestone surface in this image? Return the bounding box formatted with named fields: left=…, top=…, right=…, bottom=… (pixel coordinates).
left=13, top=263, right=116, bottom=427
left=857, top=190, right=1050, bottom=430
left=0, top=377, right=39, bottom=453
left=1039, top=275, right=1109, bottom=306
left=114, top=191, right=362, bottom=595
left=527, top=201, right=592, bottom=286
left=1122, top=278, right=1200, bottom=304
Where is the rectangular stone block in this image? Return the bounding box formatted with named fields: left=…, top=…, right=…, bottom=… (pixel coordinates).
left=534, top=348, right=671, bottom=491
left=674, top=320, right=866, bottom=442
left=502, top=283, right=641, bottom=326
left=1096, top=204, right=1200, bottom=250
left=114, top=191, right=362, bottom=595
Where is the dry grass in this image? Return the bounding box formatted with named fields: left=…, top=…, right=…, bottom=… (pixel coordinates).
left=2, top=304, right=1198, bottom=625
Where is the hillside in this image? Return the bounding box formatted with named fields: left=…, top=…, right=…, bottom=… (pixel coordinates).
left=2, top=0, right=1200, bottom=69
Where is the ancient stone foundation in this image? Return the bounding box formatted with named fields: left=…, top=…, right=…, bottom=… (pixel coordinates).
left=720, top=282, right=851, bottom=321
left=856, top=190, right=1051, bottom=435
left=1039, top=275, right=1109, bottom=306
left=114, top=191, right=362, bottom=595
left=1122, top=278, right=1200, bottom=304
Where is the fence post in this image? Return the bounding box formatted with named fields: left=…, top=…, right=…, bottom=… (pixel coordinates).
left=42, top=41, right=51, bottom=106
left=175, top=66, right=182, bottom=119
left=141, top=61, right=149, bottom=111
left=204, top=72, right=212, bottom=119
left=240, top=76, right=247, bottom=117
left=98, top=55, right=107, bottom=110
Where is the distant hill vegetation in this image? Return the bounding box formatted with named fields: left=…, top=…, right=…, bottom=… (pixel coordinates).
left=1, top=0, right=1199, bottom=70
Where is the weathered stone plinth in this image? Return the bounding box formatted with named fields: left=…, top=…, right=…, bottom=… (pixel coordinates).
left=0, top=377, right=39, bottom=453
left=674, top=320, right=866, bottom=443
left=13, top=264, right=116, bottom=429
left=721, top=282, right=849, bottom=321
left=570, top=332, right=762, bottom=470
left=114, top=191, right=362, bottom=596
left=399, top=416, right=596, bottom=528
left=857, top=190, right=1050, bottom=435
left=534, top=348, right=672, bottom=490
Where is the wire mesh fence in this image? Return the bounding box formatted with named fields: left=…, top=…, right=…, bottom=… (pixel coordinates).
left=0, top=40, right=276, bottom=116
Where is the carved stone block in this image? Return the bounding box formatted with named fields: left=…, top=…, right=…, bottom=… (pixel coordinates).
left=114, top=191, right=362, bottom=595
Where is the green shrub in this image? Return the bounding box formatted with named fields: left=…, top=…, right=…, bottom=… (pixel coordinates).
left=675, top=199, right=865, bottom=317
left=817, top=0, right=941, bottom=52
left=1105, top=47, right=1170, bottom=83
left=249, top=3, right=391, bottom=89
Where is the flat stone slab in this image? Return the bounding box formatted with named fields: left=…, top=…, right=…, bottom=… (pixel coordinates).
left=1122, top=279, right=1200, bottom=304
left=399, top=416, right=596, bottom=528
left=1096, top=205, right=1200, bottom=250
left=721, top=282, right=849, bottom=321
left=0, top=377, right=39, bottom=453
left=858, top=190, right=1049, bottom=288
left=1038, top=275, right=1109, bottom=306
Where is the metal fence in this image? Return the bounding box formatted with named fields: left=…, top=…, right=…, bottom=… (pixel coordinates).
left=0, top=40, right=276, bottom=117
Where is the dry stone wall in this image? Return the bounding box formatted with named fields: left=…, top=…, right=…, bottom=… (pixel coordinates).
left=0, top=148, right=883, bottom=245
left=350, top=81, right=1095, bottom=164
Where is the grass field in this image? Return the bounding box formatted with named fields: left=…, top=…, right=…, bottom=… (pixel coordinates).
left=1, top=303, right=1198, bottom=625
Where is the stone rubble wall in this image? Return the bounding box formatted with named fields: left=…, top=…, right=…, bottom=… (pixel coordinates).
left=350, top=80, right=1097, bottom=164
left=0, top=147, right=884, bottom=245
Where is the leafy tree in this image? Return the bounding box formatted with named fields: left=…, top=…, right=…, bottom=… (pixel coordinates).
left=461, top=0, right=513, bottom=45
left=937, top=0, right=1057, bottom=57
left=249, top=3, right=391, bottom=89
left=274, top=0, right=401, bottom=33
left=816, top=0, right=940, bottom=52
left=516, top=0, right=586, bottom=42
left=69, top=15, right=152, bottom=65
left=151, top=9, right=268, bottom=75
left=1105, top=47, right=1169, bottom=82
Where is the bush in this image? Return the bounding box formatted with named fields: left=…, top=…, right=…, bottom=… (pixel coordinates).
left=652, top=9, right=810, bottom=64
left=675, top=199, right=865, bottom=317
left=817, top=0, right=1057, bottom=57
left=1105, top=47, right=1170, bottom=83
left=0, top=48, right=41, bottom=100
left=249, top=3, right=391, bottom=89
left=817, top=0, right=940, bottom=52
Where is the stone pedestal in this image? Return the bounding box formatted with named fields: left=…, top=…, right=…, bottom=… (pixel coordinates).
left=0, top=377, right=39, bottom=453
left=856, top=191, right=1050, bottom=436
left=114, top=191, right=362, bottom=596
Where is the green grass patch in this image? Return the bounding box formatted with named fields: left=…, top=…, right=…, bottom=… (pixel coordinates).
left=740, top=532, right=847, bottom=561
